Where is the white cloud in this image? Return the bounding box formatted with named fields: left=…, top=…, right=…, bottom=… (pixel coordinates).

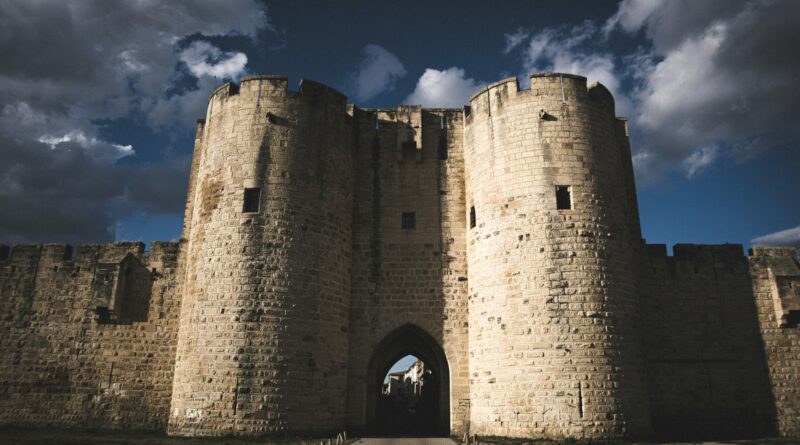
left=349, top=44, right=406, bottom=102
left=603, top=0, right=660, bottom=34
left=38, top=131, right=134, bottom=163
left=520, top=25, right=617, bottom=92
left=179, top=41, right=248, bottom=79
left=752, top=225, right=800, bottom=247
left=404, top=68, right=485, bottom=108
left=682, top=145, right=718, bottom=178
left=512, top=23, right=626, bottom=113
left=634, top=23, right=729, bottom=130
left=504, top=28, right=529, bottom=54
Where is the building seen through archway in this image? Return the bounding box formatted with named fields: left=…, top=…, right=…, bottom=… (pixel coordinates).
left=367, top=325, right=450, bottom=436
left=378, top=356, right=437, bottom=435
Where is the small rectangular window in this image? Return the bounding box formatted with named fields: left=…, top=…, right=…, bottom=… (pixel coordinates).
left=401, top=212, right=416, bottom=229
left=469, top=206, right=476, bottom=228
left=243, top=187, right=261, bottom=213
left=556, top=185, right=571, bottom=210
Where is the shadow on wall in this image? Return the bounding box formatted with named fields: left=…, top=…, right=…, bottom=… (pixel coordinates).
left=95, top=253, right=153, bottom=324
left=641, top=245, right=777, bottom=440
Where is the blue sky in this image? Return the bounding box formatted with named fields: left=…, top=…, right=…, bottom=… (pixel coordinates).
left=1, top=0, right=798, bottom=253
left=384, top=355, right=418, bottom=384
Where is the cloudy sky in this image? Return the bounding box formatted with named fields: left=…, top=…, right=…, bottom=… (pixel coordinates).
left=1, top=0, right=798, bottom=253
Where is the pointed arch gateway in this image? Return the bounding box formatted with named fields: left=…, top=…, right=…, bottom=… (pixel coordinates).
left=366, top=324, right=450, bottom=436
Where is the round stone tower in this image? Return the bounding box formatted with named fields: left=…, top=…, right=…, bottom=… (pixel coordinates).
left=463, top=73, right=651, bottom=439
left=168, top=76, right=353, bottom=436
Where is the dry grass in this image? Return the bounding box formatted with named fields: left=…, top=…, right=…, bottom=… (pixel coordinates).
left=450, top=434, right=800, bottom=445
left=0, top=427, right=354, bottom=445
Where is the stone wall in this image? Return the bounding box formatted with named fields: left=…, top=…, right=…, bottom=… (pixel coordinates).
left=640, top=244, right=800, bottom=439
left=345, top=106, right=470, bottom=435
left=0, top=241, right=181, bottom=430
left=463, top=74, right=651, bottom=439
left=168, top=76, right=353, bottom=436
left=747, top=247, right=800, bottom=437
left=640, top=244, right=775, bottom=439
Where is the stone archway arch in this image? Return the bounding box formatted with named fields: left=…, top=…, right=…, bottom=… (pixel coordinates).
left=365, top=323, right=450, bottom=436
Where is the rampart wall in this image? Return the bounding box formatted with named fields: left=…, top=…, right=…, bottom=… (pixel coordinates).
left=639, top=244, right=799, bottom=439
left=0, top=241, right=181, bottom=430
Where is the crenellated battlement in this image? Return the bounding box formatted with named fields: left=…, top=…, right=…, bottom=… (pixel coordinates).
left=0, top=240, right=181, bottom=326
left=466, top=72, right=620, bottom=126
left=644, top=243, right=747, bottom=260
left=348, top=105, right=463, bottom=164
left=206, top=75, right=348, bottom=117
left=468, top=76, right=519, bottom=102
left=587, top=81, right=615, bottom=114
left=643, top=243, right=799, bottom=262
left=468, top=72, right=587, bottom=102
left=0, top=241, right=179, bottom=270
left=643, top=243, right=752, bottom=280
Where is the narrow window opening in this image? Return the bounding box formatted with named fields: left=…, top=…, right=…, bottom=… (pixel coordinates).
left=438, top=114, right=448, bottom=160
left=233, top=378, right=239, bottom=415
left=438, top=128, right=448, bottom=160
left=469, top=206, right=476, bottom=228
left=556, top=185, right=571, bottom=210
left=243, top=187, right=261, bottom=213
left=401, top=212, right=416, bottom=230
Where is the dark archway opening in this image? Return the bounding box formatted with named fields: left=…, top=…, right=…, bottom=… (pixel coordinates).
left=366, top=324, right=450, bottom=437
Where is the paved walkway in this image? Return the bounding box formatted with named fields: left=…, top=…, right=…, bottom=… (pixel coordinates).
left=353, top=439, right=457, bottom=445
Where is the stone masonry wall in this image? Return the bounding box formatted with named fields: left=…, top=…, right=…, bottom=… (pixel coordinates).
left=641, top=244, right=800, bottom=439
left=640, top=244, right=775, bottom=439
left=345, top=106, right=470, bottom=434
left=0, top=241, right=181, bottom=430
left=168, top=76, right=353, bottom=436
left=748, top=247, right=800, bottom=437
left=463, top=74, right=651, bottom=439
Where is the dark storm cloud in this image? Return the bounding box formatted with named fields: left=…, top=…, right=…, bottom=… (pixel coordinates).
left=0, top=0, right=269, bottom=244
left=0, top=131, right=119, bottom=244
left=121, top=157, right=192, bottom=217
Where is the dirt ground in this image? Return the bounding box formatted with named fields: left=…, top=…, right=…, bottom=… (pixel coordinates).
left=450, top=434, right=799, bottom=445
left=0, top=428, right=798, bottom=445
